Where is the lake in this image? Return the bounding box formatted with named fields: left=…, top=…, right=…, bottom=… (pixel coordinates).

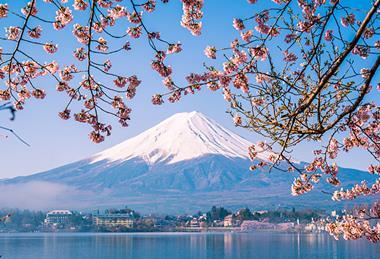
left=0, top=232, right=378, bottom=259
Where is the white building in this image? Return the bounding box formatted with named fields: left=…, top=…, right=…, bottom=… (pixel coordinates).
left=93, top=214, right=134, bottom=228
left=45, top=210, right=73, bottom=225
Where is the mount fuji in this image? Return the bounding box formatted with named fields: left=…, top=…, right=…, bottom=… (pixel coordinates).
left=1, top=112, right=377, bottom=213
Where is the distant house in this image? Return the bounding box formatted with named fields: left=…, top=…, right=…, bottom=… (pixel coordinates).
left=224, top=215, right=238, bottom=227
left=187, top=218, right=199, bottom=228
left=93, top=214, right=134, bottom=228
left=45, top=210, right=73, bottom=225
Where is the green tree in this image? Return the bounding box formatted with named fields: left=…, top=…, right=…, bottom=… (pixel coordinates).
left=206, top=206, right=231, bottom=221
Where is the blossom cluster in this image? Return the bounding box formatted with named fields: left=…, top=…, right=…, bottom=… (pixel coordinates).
left=332, top=179, right=380, bottom=201
left=152, top=0, right=379, bottom=243
left=1, top=0, right=201, bottom=143
left=180, top=0, right=204, bottom=36
left=326, top=203, right=380, bottom=243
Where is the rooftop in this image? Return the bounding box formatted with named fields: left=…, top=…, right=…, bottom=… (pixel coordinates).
left=47, top=210, right=73, bottom=215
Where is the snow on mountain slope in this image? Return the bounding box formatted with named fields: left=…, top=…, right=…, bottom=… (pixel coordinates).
left=1, top=111, right=378, bottom=212
left=91, top=111, right=272, bottom=165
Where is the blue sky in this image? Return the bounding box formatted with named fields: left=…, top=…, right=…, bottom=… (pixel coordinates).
left=0, top=0, right=377, bottom=178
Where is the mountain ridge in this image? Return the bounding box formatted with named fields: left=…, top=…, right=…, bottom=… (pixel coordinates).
left=1, top=111, right=378, bottom=213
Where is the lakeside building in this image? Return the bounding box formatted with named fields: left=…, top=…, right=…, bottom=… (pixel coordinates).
left=188, top=218, right=200, bottom=228
left=93, top=214, right=134, bottom=228
left=224, top=215, right=239, bottom=227
left=45, top=210, right=73, bottom=225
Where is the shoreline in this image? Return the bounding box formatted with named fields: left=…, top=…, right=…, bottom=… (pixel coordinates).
left=0, top=232, right=328, bottom=239
left=0, top=229, right=322, bottom=235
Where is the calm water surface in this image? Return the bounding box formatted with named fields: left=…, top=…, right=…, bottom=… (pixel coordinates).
left=0, top=232, right=378, bottom=259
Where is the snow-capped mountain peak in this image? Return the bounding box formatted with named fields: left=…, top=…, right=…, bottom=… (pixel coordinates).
left=91, top=111, right=271, bottom=165
left=4, top=111, right=375, bottom=213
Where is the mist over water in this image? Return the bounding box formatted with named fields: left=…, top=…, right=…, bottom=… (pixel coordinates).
left=0, top=182, right=93, bottom=210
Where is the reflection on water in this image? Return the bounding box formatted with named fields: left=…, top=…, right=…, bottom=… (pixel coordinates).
left=0, top=232, right=378, bottom=259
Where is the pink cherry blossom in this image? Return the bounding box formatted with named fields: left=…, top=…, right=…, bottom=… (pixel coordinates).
left=6, top=26, right=21, bottom=41
left=204, top=46, right=217, bottom=59
left=43, top=43, right=58, bottom=54
left=233, top=18, right=245, bottom=31
left=324, top=30, right=333, bottom=41
left=0, top=4, right=8, bottom=18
